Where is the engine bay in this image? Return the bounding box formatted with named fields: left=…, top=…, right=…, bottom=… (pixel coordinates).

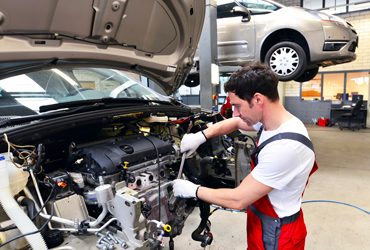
left=0, top=111, right=255, bottom=250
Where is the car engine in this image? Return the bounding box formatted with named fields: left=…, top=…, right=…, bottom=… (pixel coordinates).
left=0, top=112, right=255, bottom=250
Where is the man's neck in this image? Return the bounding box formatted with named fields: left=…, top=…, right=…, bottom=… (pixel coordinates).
left=261, top=101, right=292, bottom=131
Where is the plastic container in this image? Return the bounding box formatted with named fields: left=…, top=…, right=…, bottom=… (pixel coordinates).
left=0, top=153, right=29, bottom=195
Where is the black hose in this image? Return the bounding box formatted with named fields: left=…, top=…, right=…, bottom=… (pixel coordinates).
left=19, top=197, right=36, bottom=219
left=185, top=156, right=214, bottom=180
left=191, top=200, right=212, bottom=244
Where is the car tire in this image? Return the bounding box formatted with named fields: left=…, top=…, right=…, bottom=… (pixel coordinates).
left=265, top=41, right=307, bottom=82
left=294, top=67, right=319, bottom=83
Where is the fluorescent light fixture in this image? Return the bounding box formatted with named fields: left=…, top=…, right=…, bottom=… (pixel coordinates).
left=211, top=64, right=219, bottom=84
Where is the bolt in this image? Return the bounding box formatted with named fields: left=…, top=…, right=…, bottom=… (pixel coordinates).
left=106, top=244, right=115, bottom=250
left=98, top=237, right=113, bottom=247
left=106, top=232, right=119, bottom=244
left=96, top=243, right=108, bottom=250
left=95, top=232, right=105, bottom=238
left=116, top=237, right=129, bottom=249
left=97, top=238, right=106, bottom=245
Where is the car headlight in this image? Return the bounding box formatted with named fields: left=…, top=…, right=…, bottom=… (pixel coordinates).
left=306, top=9, right=347, bottom=25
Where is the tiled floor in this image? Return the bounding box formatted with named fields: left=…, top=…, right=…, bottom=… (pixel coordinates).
left=164, top=124, right=370, bottom=250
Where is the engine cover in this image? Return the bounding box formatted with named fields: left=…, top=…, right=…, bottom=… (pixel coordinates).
left=75, top=135, right=175, bottom=177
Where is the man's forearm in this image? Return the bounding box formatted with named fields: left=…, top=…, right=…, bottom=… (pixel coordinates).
left=203, top=117, right=241, bottom=139
left=196, top=174, right=273, bottom=211
left=197, top=186, right=246, bottom=210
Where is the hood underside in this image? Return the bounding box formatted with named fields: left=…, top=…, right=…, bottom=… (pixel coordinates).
left=0, top=0, right=205, bottom=95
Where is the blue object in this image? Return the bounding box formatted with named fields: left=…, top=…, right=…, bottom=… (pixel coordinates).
left=302, top=200, right=370, bottom=214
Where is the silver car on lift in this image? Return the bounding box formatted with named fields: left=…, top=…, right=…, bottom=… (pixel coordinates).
left=187, top=0, right=358, bottom=85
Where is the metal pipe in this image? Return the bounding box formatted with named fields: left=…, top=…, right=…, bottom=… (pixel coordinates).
left=40, top=218, right=119, bottom=233
left=29, top=169, right=48, bottom=214
left=38, top=212, right=75, bottom=227
left=89, top=203, right=108, bottom=227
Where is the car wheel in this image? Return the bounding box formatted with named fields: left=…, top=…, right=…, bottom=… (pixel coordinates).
left=294, top=67, right=319, bottom=83
left=265, top=41, right=307, bottom=82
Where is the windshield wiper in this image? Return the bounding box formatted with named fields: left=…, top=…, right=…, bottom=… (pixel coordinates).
left=0, top=98, right=174, bottom=129
left=39, top=97, right=172, bottom=113
left=0, top=105, right=98, bottom=129
left=0, top=118, right=11, bottom=127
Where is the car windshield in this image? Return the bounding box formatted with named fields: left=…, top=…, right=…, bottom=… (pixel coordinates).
left=0, top=67, right=169, bottom=117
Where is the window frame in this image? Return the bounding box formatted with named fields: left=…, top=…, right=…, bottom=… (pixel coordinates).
left=301, top=0, right=370, bottom=14
left=300, top=70, right=369, bottom=102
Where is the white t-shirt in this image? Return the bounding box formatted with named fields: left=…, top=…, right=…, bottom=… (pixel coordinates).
left=251, top=117, right=315, bottom=218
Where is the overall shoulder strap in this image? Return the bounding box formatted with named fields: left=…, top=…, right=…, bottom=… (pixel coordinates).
left=251, top=132, right=315, bottom=166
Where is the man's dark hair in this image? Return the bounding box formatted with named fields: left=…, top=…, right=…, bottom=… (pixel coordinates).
left=224, top=62, right=279, bottom=103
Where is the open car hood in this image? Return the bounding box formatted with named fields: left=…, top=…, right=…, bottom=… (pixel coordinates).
left=0, top=0, right=205, bottom=95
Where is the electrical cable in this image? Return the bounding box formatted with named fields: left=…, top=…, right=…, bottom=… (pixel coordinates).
left=239, top=134, right=257, bottom=148
left=0, top=180, right=57, bottom=248
left=302, top=200, right=370, bottom=215
left=209, top=200, right=370, bottom=215
left=3, top=133, right=37, bottom=168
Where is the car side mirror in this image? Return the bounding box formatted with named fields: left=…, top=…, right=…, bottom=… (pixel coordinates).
left=232, top=6, right=251, bottom=22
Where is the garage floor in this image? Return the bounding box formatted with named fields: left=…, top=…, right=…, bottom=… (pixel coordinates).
left=164, top=124, right=370, bottom=250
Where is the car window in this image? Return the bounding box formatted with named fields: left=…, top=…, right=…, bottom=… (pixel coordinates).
left=0, top=67, right=169, bottom=116
left=237, top=0, right=280, bottom=14
left=217, top=1, right=238, bottom=19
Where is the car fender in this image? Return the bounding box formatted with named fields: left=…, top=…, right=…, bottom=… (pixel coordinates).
left=253, top=7, right=324, bottom=62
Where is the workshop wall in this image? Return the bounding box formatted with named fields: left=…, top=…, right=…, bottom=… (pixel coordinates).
left=275, top=0, right=370, bottom=124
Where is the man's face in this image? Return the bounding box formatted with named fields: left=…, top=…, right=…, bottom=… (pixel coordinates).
left=229, top=92, right=260, bottom=126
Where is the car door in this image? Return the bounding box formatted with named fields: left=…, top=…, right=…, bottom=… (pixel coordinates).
left=217, top=0, right=256, bottom=66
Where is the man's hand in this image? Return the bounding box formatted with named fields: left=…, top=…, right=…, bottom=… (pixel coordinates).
left=181, top=131, right=207, bottom=157
left=171, top=179, right=200, bottom=198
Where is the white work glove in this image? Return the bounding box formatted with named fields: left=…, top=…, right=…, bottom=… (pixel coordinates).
left=181, top=131, right=207, bottom=157
left=171, top=179, right=200, bottom=198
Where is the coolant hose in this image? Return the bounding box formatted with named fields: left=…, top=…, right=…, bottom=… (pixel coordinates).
left=185, top=156, right=214, bottom=180
left=0, top=166, right=47, bottom=250
left=18, top=196, right=37, bottom=219
left=191, top=200, right=212, bottom=244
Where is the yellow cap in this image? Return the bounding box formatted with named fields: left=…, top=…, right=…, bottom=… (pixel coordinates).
left=164, top=224, right=171, bottom=232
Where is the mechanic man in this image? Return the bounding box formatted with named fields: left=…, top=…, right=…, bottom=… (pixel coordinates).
left=172, top=62, right=318, bottom=249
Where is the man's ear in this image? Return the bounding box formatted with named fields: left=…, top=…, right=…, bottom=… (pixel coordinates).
left=254, top=93, right=264, bottom=106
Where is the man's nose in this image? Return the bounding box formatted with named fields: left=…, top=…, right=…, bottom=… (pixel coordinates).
left=233, top=107, right=240, bottom=117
